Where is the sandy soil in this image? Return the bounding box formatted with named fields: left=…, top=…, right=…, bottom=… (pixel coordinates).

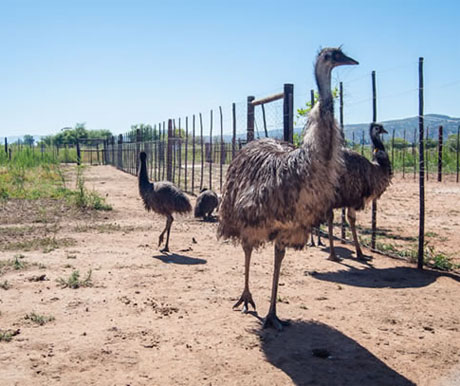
left=0, top=165, right=459, bottom=386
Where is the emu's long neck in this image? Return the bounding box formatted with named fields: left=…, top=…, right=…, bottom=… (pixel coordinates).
left=315, top=64, right=333, bottom=114
left=371, top=132, right=392, bottom=175
left=139, top=157, right=153, bottom=192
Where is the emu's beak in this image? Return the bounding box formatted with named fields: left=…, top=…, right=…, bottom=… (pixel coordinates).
left=337, top=52, right=359, bottom=66
left=381, top=128, right=388, bottom=134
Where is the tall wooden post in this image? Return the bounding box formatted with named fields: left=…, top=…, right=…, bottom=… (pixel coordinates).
left=219, top=106, right=224, bottom=191
left=437, top=125, right=443, bottom=182
left=117, top=134, right=123, bottom=170
left=185, top=116, right=188, bottom=191
left=457, top=126, right=459, bottom=183
left=167, top=119, right=173, bottom=182
left=371, top=70, right=378, bottom=250
left=247, top=96, right=255, bottom=142
left=4, top=138, right=7, bottom=154
left=192, top=115, right=196, bottom=193
left=402, top=129, right=406, bottom=178
left=340, top=82, right=346, bottom=240
left=209, top=110, right=213, bottom=190
left=232, top=103, right=236, bottom=158
left=283, top=83, right=294, bottom=143
left=136, top=129, right=141, bottom=175
left=417, top=57, right=425, bottom=270
left=76, top=139, right=81, bottom=166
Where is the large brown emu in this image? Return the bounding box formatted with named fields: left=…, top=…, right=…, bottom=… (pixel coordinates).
left=138, top=151, right=192, bottom=252
left=218, top=47, right=358, bottom=330
left=326, top=123, right=392, bottom=261
left=194, top=188, right=219, bottom=221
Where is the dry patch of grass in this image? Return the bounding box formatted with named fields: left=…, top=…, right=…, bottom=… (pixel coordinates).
left=56, top=269, right=93, bottom=289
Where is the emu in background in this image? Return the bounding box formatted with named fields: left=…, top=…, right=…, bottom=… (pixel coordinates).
left=327, top=123, right=392, bottom=261
left=138, top=151, right=192, bottom=253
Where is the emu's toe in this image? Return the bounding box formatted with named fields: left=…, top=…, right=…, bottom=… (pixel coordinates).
left=233, top=290, right=256, bottom=313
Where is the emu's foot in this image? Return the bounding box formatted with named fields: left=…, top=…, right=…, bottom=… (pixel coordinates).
left=308, top=241, right=316, bottom=247
left=318, top=240, right=325, bottom=247
left=263, top=312, right=290, bottom=331
left=233, top=290, right=256, bottom=313
left=160, top=246, right=169, bottom=253
left=327, top=254, right=342, bottom=262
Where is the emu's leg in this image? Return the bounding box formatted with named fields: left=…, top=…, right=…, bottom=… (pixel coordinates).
left=327, top=210, right=341, bottom=261
left=308, top=231, right=316, bottom=247
left=347, top=208, right=365, bottom=260
left=159, top=215, right=173, bottom=253
left=317, top=226, right=325, bottom=246
left=263, top=244, right=289, bottom=331
left=233, top=243, right=256, bottom=313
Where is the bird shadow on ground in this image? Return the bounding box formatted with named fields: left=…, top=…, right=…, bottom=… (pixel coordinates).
left=254, top=320, right=415, bottom=386
left=320, top=246, right=373, bottom=263
left=152, top=253, right=207, bottom=265
left=307, top=264, right=459, bottom=289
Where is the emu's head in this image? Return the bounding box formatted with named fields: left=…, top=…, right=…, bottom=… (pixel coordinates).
left=370, top=123, right=388, bottom=138
left=140, top=151, right=147, bottom=162
left=316, top=47, right=359, bottom=70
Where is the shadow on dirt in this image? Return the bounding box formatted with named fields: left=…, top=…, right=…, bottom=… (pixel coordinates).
left=320, top=246, right=373, bottom=263
left=256, top=320, right=415, bottom=386
left=307, top=264, right=459, bottom=289
left=152, top=253, right=207, bottom=265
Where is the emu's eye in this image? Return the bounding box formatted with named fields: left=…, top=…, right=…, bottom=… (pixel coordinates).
left=325, top=53, right=331, bottom=61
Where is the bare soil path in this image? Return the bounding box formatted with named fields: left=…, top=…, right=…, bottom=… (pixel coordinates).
left=0, top=165, right=459, bottom=385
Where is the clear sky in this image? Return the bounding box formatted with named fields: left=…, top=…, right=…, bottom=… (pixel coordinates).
left=0, top=0, right=459, bottom=138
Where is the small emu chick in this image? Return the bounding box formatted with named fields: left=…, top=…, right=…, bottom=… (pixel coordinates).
left=138, top=151, right=192, bottom=252
left=194, top=188, right=219, bottom=221
left=327, top=123, right=392, bottom=261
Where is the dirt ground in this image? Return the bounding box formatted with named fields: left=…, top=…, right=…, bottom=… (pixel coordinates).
left=0, top=165, right=459, bottom=386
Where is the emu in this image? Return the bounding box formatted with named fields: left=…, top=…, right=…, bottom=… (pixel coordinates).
left=326, top=123, right=392, bottom=261
left=138, top=151, right=192, bottom=252
left=194, top=188, right=219, bottom=221
left=218, top=47, right=358, bottom=330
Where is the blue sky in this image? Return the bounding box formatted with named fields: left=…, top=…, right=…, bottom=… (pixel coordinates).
left=1, top=0, right=459, bottom=138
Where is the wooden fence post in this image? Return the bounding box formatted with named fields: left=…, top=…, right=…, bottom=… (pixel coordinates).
left=371, top=70, right=378, bottom=250
left=417, top=57, right=425, bottom=270
left=209, top=110, right=213, bottom=190
left=76, top=139, right=81, bottom=166
left=4, top=138, right=7, bottom=154
left=117, top=134, right=123, bottom=170
left=232, top=103, right=236, bottom=159
left=413, top=128, right=417, bottom=180
left=136, top=129, right=141, bottom=175
left=192, top=115, right=196, bottom=193
left=219, top=106, right=224, bottom=191
left=167, top=119, right=173, bottom=182
left=185, top=116, right=189, bottom=191
left=457, top=126, right=459, bottom=183
left=247, top=96, right=255, bottom=142
left=402, top=129, right=406, bottom=178
left=437, top=125, right=443, bottom=182
left=283, top=83, right=294, bottom=143
left=199, top=113, right=204, bottom=190
left=339, top=81, right=346, bottom=240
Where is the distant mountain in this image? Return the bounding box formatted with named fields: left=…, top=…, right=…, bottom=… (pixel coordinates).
left=343, top=114, right=460, bottom=143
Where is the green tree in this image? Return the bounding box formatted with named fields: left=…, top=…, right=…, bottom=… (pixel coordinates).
left=23, top=134, right=35, bottom=146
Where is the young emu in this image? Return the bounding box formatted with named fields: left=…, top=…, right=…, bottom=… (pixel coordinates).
left=326, top=123, right=392, bottom=261
left=218, top=47, right=358, bottom=330
left=138, top=151, right=191, bottom=252
left=194, top=188, right=219, bottom=221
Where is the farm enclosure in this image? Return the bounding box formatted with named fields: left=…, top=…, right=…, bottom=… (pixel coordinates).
left=1, top=164, right=459, bottom=385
